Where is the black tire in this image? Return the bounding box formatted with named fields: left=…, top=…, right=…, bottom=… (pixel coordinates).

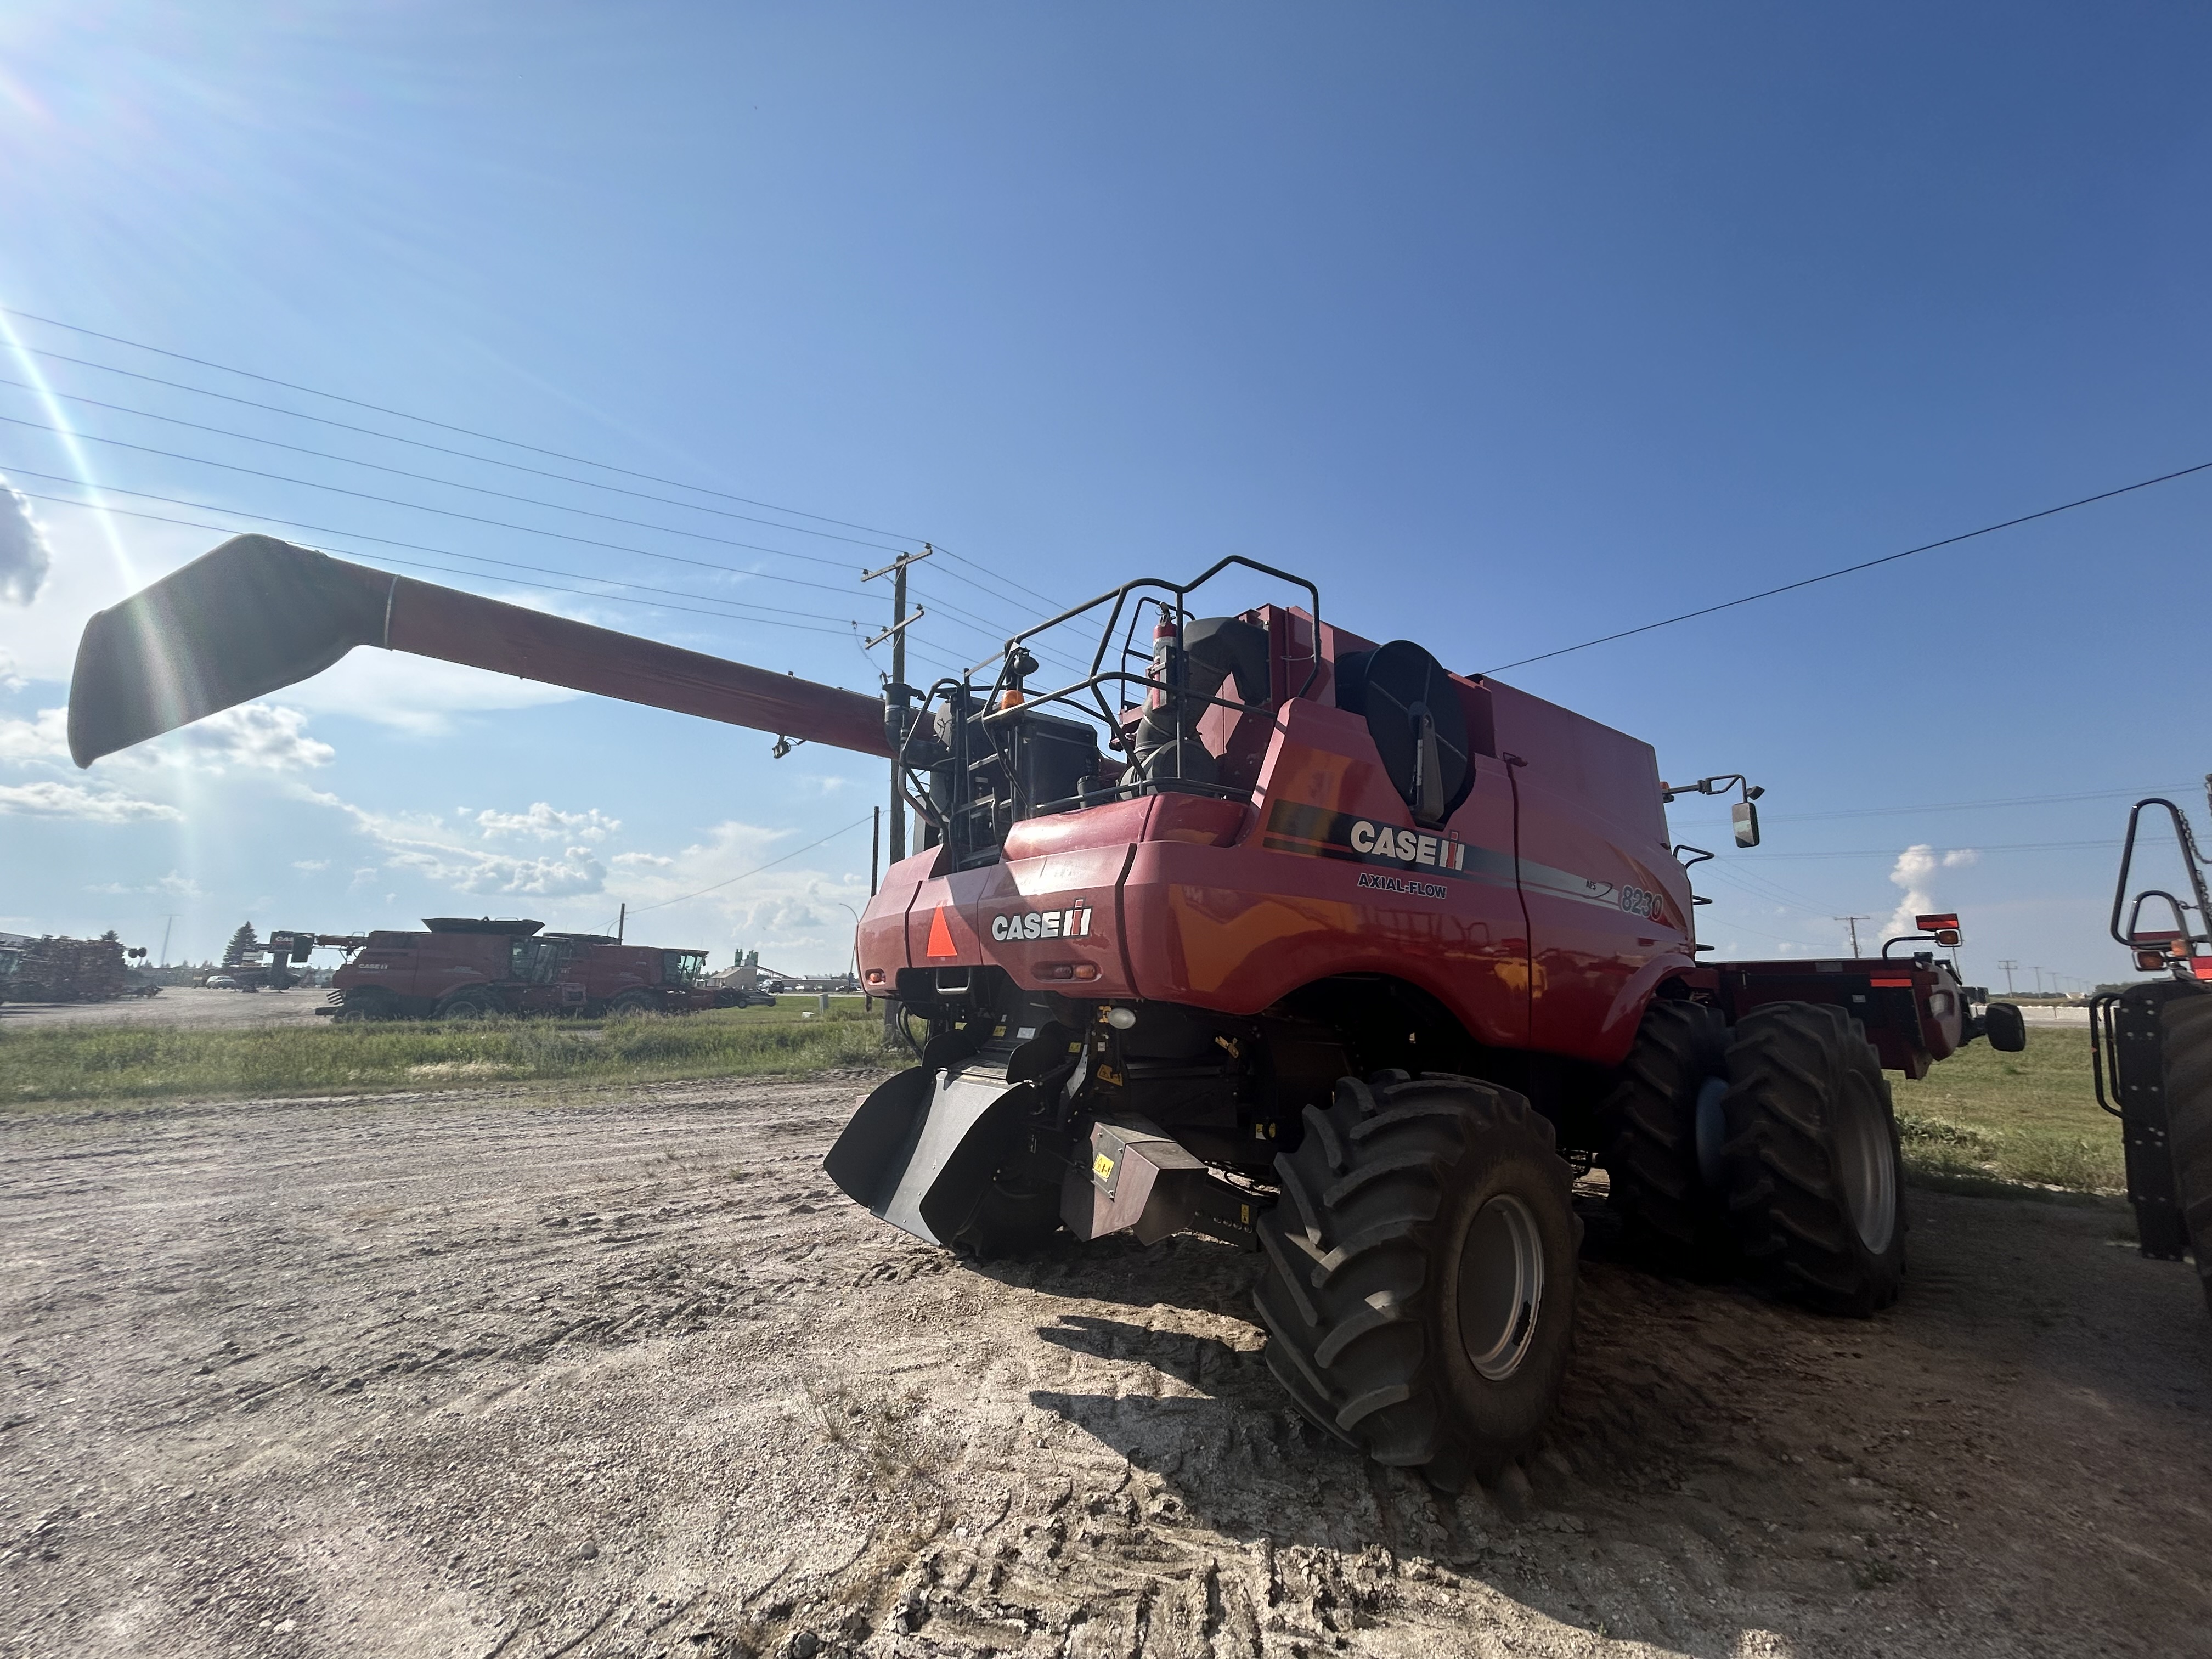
left=335, top=986, right=400, bottom=1023
left=1596, top=1000, right=1733, bottom=1266
left=435, top=990, right=495, bottom=1021
left=607, top=990, right=657, bottom=1016
left=1253, top=1071, right=1580, bottom=1492
left=2162, top=992, right=2212, bottom=1317
left=1720, top=1002, right=1905, bottom=1317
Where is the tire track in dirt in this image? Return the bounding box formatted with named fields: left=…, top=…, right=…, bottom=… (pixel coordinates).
left=4, top=1073, right=2210, bottom=1657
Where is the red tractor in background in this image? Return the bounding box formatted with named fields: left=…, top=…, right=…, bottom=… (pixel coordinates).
left=69, top=535, right=2018, bottom=1488
left=2093, top=788, right=2212, bottom=1312
left=301, top=916, right=731, bottom=1020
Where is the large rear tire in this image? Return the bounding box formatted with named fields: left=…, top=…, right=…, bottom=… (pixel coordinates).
left=1253, top=1071, right=1579, bottom=1492
left=2161, top=992, right=2212, bottom=1317
left=1596, top=1000, right=1732, bottom=1266
left=334, top=986, right=400, bottom=1023
left=1720, top=1002, right=1905, bottom=1317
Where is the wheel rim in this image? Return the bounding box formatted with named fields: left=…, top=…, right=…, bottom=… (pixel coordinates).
left=1833, top=1079, right=1897, bottom=1253
left=1456, top=1193, right=1545, bottom=1381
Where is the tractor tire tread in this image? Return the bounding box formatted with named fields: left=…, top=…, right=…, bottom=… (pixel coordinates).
left=1595, top=1001, right=1730, bottom=1259
left=1720, top=1002, right=1905, bottom=1318
left=1253, top=1072, right=1576, bottom=1489
left=2160, top=993, right=2212, bottom=1317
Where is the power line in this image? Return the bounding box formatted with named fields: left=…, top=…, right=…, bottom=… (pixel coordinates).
left=1485, top=458, right=2212, bottom=674
left=0, top=379, right=888, bottom=563
left=627, top=814, right=874, bottom=913
left=1668, top=782, right=2196, bottom=829
left=6, top=340, right=1064, bottom=621
left=19, top=488, right=865, bottom=636
left=1736, top=837, right=2143, bottom=860
left=0, top=458, right=862, bottom=600
left=0, top=305, right=928, bottom=544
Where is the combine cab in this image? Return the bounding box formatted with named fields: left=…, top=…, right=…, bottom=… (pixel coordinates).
left=2091, top=792, right=2212, bottom=1311
left=69, top=534, right=2009, bottom=1486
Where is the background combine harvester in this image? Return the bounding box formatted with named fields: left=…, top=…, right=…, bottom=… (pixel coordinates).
left=70, top=534, right=2020, bottom=1489
left=302, top=917, right=765, bottom=1020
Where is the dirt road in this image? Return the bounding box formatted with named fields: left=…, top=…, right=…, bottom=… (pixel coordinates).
left=4, top=1075, right=2209, bottom=1658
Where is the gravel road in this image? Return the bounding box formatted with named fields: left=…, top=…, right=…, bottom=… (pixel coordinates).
left=4, top=1074, right=2209, bottom=1658
left=0, top=986, right=331, bottom=1031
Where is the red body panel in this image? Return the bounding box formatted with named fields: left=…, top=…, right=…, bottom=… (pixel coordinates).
left=332, top=930, right=713, bottom=1015
left=859, top=630, right=1696, bottom=1069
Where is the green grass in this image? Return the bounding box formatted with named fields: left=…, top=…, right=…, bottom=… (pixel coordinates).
left=0, top=1003, right=908, bottom=1107
left=1889, top=1023, right=2123, bottom=1194
left=0, top=996, right=2130, bottom=1198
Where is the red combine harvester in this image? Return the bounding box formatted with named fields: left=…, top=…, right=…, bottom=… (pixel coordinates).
left=302, top=917, right=730, bottom=1020
left=69, top=535, right=2016, bottom=1486
left=2092, top=792, right=2212, bottom=1311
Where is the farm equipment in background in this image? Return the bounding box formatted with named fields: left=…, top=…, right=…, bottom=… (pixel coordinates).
left=0, top=934, right=158, bottom=1004
left=309, top=916, right=727, bottom=1020
left=70, top=533, right=2012, bottom=1488
left=2091, top=788, right=2212, bottom=1312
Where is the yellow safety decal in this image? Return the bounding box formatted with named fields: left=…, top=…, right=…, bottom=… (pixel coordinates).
left=1093, top=1153, right=1116, bottom=1182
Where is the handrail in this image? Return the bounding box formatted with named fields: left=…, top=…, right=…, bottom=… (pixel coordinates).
left=2110, top=798, right=2212, bottom=952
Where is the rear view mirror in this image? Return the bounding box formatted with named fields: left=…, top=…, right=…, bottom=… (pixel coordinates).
left=1731, top=800, right=1760, bottom=848
left=1984, top=1002, right=2027, bottom=1053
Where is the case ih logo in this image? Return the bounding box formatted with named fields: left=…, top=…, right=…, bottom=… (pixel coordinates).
left=990, top=904, right=1094, bottom=943
left=1348, top=819, right=1470, bottom=872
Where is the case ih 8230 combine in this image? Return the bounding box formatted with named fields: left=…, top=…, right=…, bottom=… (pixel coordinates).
left=70, top=535, right=2017, bottom=1487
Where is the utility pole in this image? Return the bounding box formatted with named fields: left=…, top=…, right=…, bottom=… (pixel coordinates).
left=863, top=544, right=933, bottom=872
left=870, top=805, right=881, bottom=896
left=1835, top=914, right=1870, bottom=957
left=1997, top=958, right=2019, bottom=995
left=864, top=545, right=933, bottom=1045
left=2032, top=964, right=2046, bottom=995
left=157, top=913, right=178, bottom=968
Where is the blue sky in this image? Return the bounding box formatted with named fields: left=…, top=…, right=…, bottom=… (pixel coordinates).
left=0, top=3, right=2205, bottom=987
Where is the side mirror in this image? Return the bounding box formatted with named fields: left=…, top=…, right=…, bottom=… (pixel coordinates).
left=1983, top=1002, right=2027, bottom=1053
left=1731, top=800, right=1760, bottom=848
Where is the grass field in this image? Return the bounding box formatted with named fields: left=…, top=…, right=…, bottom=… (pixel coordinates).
left=2, top=1000, right=2124, bottom=1197
left=1889, top=1022, right=2121, bottom=1194
left=0, top=1001, right=906, bottom=1107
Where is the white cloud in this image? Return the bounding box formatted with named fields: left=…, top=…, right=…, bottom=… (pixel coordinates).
left=87, top=870, right=205, bottom=899
left=0, top=780, right=182, bottom=822
left=2, top=702, right=332, bottom=774
left=158, top=703, right=334, bottom=772
left=292, top=859, right=330, bottom=872
left=0, top=650, right=23, bottom=692
left=469, top=802, right=620, bottom=842
left=611, top=850, right=675, bottom=868
left=300, top=788, right=609, bottom=899
left=0, top=707, right=69, bottom=764
left=1883, top=844, right=1978, bottom=941
left=0, top=477, right=52, bottom=607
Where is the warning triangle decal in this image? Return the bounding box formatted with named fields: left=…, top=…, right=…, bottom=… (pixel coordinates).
left=925, top=905, right=957, bottom=958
